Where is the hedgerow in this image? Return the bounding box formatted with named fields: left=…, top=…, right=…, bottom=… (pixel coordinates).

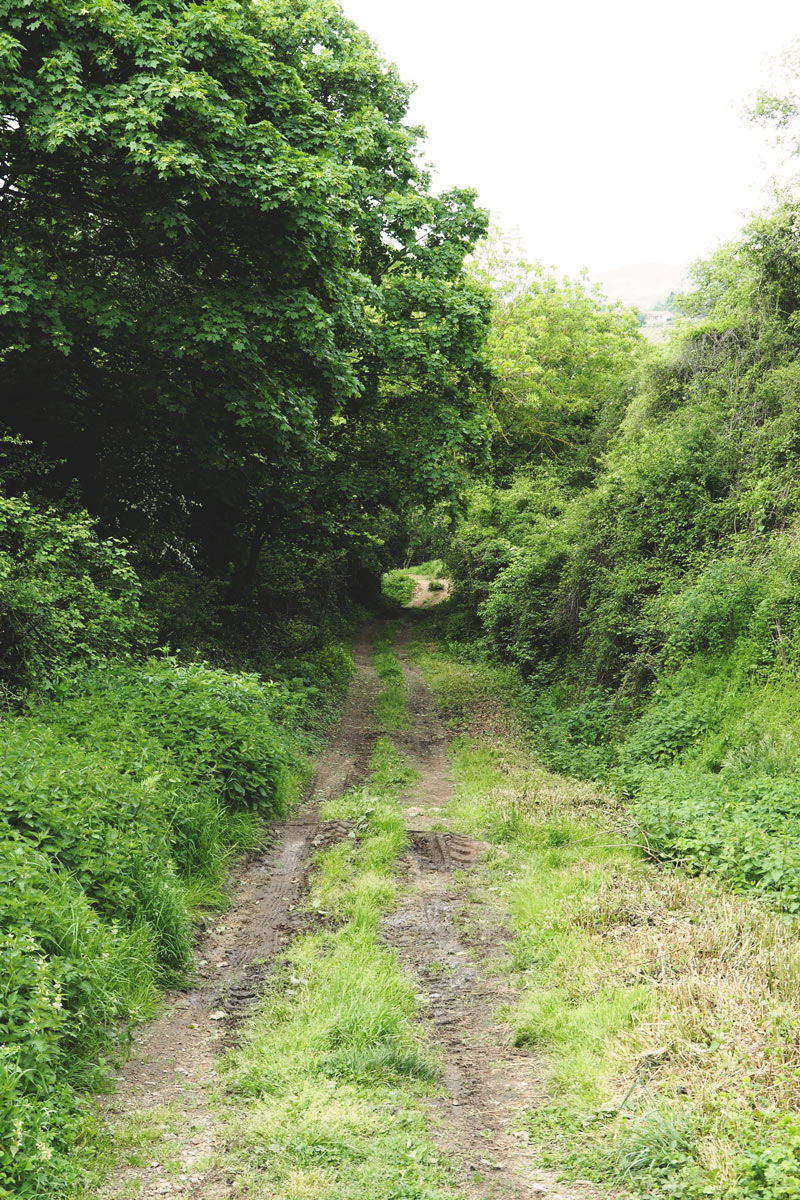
left=0, top=650, right=352, bottom=1198
left=0, top=494, right=150, bottom=701
left=443, top=204, right=800, bottom=922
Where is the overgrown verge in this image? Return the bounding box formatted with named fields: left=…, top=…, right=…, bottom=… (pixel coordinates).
left=412, top=631, right=800, bottom=1200
left=381, top=569, right=417, bottom=607
left=1, top=647, right=353, bottom=1200
left=437, top=609, right=800, bottom=915
left=442, top=209, right=800, bottom=917
left=218, top=737, right=463, bottom=1199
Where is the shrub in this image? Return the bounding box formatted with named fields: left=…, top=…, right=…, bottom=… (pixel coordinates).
left=381, top=570, right=415, bottom=607
left=0, top=642, right=353, bottom=1198
left=0, top=495, right=150, bottom=700
left=633, top=768, right=800, bottom=912
left=737, top=1116, right=800, bottom=1199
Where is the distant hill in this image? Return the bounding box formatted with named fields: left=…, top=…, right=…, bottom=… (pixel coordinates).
left=591, top=263, right=690, bottom=311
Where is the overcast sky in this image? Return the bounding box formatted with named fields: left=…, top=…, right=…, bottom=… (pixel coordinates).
left=341, top=0, right=800, bottom=277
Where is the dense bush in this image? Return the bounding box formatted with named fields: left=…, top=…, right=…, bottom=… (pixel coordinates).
left=444, top=199, right=800, bottom=914
left=0, top=495, right=149, bottom=700
left=381, top=569, right=417, bottom=607
left=0, top=648, right=352, bottom=1198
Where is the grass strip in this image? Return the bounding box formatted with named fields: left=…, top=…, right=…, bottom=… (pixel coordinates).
left=411, top=629, right=800, bottom=1200
left=218, top=738, right=465, bottom=1200
left=374, top=622, right=410, bottom=731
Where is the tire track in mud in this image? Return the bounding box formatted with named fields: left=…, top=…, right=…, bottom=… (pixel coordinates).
left=387, top=619, right=601, bottom=1200
left=98, top=623, right=382, bottom=1200
left=99, top=615, right=601, bottom=1200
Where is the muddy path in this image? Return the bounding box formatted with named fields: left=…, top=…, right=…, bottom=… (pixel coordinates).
left=387, top=621, right=599, bottom=1200
left=99, top=622, right=382, bottom=1200
left=99, top=613, right=600, bottom=1200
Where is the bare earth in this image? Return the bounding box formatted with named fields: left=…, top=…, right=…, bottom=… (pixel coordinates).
left=98, top=613, right=601, bottom=1200
left=407, top=574, right=451, bottom=608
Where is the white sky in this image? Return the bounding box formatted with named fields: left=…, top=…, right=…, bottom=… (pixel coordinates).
left=340, top=0, right=800, bottom=276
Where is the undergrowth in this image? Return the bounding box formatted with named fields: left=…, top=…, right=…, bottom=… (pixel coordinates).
left=431, top=594, right=800, bottom=916
left=381, top=569, right=416, bottom=607
left=413, top=629, right=800, bottom=1200
left=0, top=646, right=352, bottom=1200
left=381, top=561, right=447, bottom=610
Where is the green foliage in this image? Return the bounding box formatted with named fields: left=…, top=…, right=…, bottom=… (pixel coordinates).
left=611, top=1105, right=701, bottom=1193
left=381, top=569, right=416, bottom=608
left=410, top=558, right=447, bottom=578
left=444, top=185, right=800, bottom=918
left=0, top=0, right=490, bottom=607
left=0, top=928, right=83, bottom=1198
left=469, top=230, right=642, bottom=480
left=0, top=644, right=352, bottom=1198
left=0, top=494, right=149, bottom=699
left=632, top=767, right=800, bottom=911
left=738, top=1117, right=800, bottom=1199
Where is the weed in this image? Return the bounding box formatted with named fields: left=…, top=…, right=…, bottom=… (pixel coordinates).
left=381, top=570, right=416, bottom=608
left=373, top=624, right=410, bottom=731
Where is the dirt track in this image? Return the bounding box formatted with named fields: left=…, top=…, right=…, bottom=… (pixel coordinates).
left=99, top=614, right=598, bottom=1200
left=387, top=625, right=599, bottom=1200
left=99, top=624, right=382, bottom=1199
left=407, top=574, right=451, bottom=608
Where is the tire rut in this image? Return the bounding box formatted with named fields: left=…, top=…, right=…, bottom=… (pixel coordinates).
left=98, top=623, right=382, bottom=1200
left=386, top=619, right=602, bottom=1200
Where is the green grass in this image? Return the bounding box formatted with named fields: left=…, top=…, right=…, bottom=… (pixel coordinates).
left=86, top=619, right=800, bottom=1199
left=410, top=627, right=800, bottom=1199
left=381, top=562, right=448, bottom=609
left=373, top=623, right=410, bottom=731
left=408, top=559, right=446, bottom=579
left=94, top=624, right=463, bottom=1199
left=439, top=730, right=651, bottom=1111
left=218, top=737, right=463, bottom=1200
left=381, top=569, right=416, bottom=607
left=2, top=644, right=354, bottom=1200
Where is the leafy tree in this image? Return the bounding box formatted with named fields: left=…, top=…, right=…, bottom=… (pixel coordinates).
left=0, top=0, right=489, bottom=608
left=468, top=230, right=642, bottom=480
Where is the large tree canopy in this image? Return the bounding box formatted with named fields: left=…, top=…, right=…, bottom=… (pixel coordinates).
left=0, top=0, right=489, bottom=602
